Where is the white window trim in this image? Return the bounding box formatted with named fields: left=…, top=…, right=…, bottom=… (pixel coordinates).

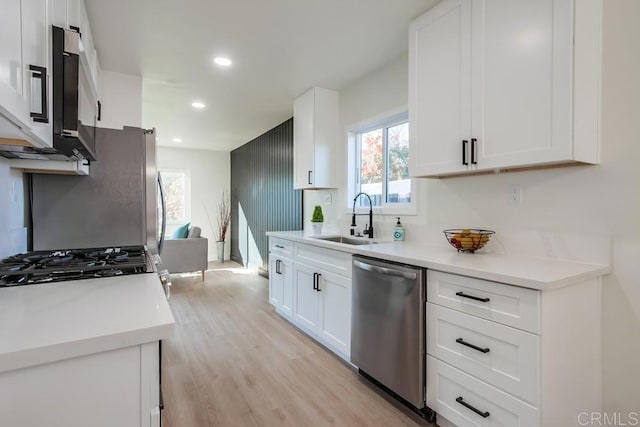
left=159, top=168, right=192, bottom=225
left=345, top=106, right=417, bottom=216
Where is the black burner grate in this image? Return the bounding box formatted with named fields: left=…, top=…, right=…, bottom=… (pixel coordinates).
left=0, top=246, right=150, bottom=287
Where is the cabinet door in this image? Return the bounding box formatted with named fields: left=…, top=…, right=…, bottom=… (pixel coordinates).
left=0, top=0, right=31, bottom=128
left=293, top=88, right=315, bottom=189
left=292, top=263, right=320, bottom=332
left=280, top=258, right=294, bottom=319
left=471, top=0, right=572, bottom=170
left=269, top=256, right=283, bottom=308
left=21, top=0, right=53, bottom=147
left=409, top=0, right=472, bottom=177
left=318, top=270, right=351, bottom=358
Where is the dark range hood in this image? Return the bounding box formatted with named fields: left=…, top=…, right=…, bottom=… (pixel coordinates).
left=52, top=26, right=96, bottom=161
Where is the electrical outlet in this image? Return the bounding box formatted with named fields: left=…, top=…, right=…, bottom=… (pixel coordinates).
left=508, top=184, right=522, bottom=205
left=324, top=193, right=332, bottom=205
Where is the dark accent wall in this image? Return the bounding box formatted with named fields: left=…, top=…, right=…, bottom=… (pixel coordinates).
left=230, top=118, right=302, bottom=271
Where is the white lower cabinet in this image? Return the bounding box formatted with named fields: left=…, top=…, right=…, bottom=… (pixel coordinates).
left=0, top=342, right=161, bottom=427
left=427, top=356, right=539, bottom=427
left=426, top=270, right=602, bottom=427
left=317, top=269, right=351, bottom=356
left=292, top=259, right=352, bottom=360
left=268, top=237, right=351, bottom=361
left=269, top=255, right=293, bottom=319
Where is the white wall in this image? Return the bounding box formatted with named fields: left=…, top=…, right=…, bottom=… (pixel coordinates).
left=99, top=70, right=142, bottom=130
left=0, top=158, right=26, bottom=258
left=157, top=147, right=230, bottom=261
left=318, top=0, right=640, bottom=412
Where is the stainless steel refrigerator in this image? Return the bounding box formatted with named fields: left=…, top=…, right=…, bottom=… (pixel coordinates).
left=31, top=126, right=166, bottom=254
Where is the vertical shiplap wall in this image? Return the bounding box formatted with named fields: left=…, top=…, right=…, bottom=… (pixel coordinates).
left=230, top=118, right=302, bottom=271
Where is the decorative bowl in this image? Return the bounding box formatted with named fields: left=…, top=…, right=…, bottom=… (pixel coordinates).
left=443, top=229, right=495, bottom=253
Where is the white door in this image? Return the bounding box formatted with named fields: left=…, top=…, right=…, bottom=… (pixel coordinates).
left=471, top=0, right=573, bottom=170
left=268, top=256, right=283, bottom=308
left=280, top=258, right=294, bottom=319
left=409, top=0, right=472, bottom=177
left=0, top=0, right=31, bottom=129
left=317, top=271, right=351, bottom=358
left=293, top=88, right=315, bottom=189
left=292, top=263, right=320, bottom=332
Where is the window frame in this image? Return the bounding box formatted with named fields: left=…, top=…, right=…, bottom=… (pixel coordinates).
left=346, top=107, right=417, bottom=216
left=159, top=168, right=192, bottom=225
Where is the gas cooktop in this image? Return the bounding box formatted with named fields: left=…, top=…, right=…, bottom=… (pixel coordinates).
left=0, top=246, right=152, bottom=287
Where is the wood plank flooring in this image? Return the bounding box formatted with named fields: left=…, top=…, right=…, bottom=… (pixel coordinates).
left=161, top=263, right=431, bottom=427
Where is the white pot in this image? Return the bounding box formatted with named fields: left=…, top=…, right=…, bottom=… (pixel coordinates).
left=311, top=222, right=323, bottom=235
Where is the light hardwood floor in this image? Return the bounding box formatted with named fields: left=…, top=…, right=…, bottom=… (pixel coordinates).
left=161, top=262, right=431, bottom=427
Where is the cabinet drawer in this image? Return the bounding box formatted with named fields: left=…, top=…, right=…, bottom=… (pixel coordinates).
left=427, top=356, right=539, bottom=427
left=427, top=303, right=539, bottom=405
left=269, top=237, right=293, bottom=258
left=294, top=243, right=351, bottom=278
left=427, top=271, right=540, bottom=333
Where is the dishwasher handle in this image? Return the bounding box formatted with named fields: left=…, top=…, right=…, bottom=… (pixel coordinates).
left=353, top=259, right=418, bottom=280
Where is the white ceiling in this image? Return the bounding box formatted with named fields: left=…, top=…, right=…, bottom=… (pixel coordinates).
left=85, top=0, right=436, bottom=152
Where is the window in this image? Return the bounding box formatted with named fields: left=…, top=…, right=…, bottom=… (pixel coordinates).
left=351, top=111, right=412, bottom=211
left=159, top=169, right=191, bottom=224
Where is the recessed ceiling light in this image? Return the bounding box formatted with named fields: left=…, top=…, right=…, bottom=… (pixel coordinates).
left=214, top=57, right=232, bottom=67
left=173, top=137, right=182, bottom=143
left=191, top=101, right=206, bottom=109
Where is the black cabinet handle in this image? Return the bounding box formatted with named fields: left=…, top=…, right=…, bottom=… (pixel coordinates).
left=456, top=338, right=490, bottom=353
left=456, top=397, right=490, bottom=418
left=316, top=273, right=322, bottom=291
left=28, top=65, right=48, bottom=123
left=307, top=170, right=313, bottom=185
left=462, top=140, right=468, bottom=165
left=313, top=273, right=318, bottom=290
left=97, top=100, right=102, bottom=121
left=471, top=138, right=477, bottom=164
left=276, top=259, right=282, bottom=275
left=456, top=291, right=490, bottom=303
left=275, top=244, right=284, bottom=249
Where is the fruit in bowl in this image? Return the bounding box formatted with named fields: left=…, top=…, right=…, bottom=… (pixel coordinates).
left=443, top=229, right=494, bottom=253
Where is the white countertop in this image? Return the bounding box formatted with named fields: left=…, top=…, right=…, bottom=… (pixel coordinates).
left=0, top=273, right=175, bottom=373
left=267, top=231, right=610, bottom=290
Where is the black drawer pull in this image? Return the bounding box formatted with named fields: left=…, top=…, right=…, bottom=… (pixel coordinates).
left=456, top=338, right=490, bottom=353
left=462, top=140, right=468, bottom=165
left=456, top=396, right=490, bottom=418
left=308, top=170, right=313, bottom=185
left=313, top=273, right=318, bottom=290
left=275, top=259, right=282, bottom=275
left=274, top=244, right=285, bottom=249
left=471, top=138, right=477, bottom=164
left=29, top=65, right=49, bottom=123
left=456, top=291, right=490, bottom=303
left=316, top=273, right=322, bottom=292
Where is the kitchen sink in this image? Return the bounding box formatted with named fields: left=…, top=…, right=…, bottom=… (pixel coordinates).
left=311, top=235, right=378, bottom=245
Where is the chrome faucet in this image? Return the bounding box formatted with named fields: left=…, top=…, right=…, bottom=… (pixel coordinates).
left=351, top=192, right=374, bottom=238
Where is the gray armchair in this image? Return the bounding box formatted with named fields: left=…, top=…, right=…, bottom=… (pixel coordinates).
left=160, top=226, right=208, bottom=280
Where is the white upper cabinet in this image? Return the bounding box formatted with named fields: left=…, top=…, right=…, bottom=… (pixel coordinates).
left=293, top=87, right=338, bottom=189
left=0, top=0, right=31, bottom=134
left=410, top=0, right=603, bottom=178
left=21, top=0, right=53, bottom=146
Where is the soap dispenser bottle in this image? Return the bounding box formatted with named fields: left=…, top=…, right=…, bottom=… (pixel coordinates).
left=393, top=217, right=405, bottom=241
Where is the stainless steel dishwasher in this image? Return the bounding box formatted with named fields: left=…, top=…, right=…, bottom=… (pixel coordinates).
left=352, top=255, right=434, bottom=421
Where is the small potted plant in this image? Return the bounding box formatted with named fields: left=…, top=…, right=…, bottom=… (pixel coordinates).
left=311, top=205, right=324, bottom=235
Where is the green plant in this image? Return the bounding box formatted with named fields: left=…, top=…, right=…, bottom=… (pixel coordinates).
left=311, top=205, right=324, bottom=223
